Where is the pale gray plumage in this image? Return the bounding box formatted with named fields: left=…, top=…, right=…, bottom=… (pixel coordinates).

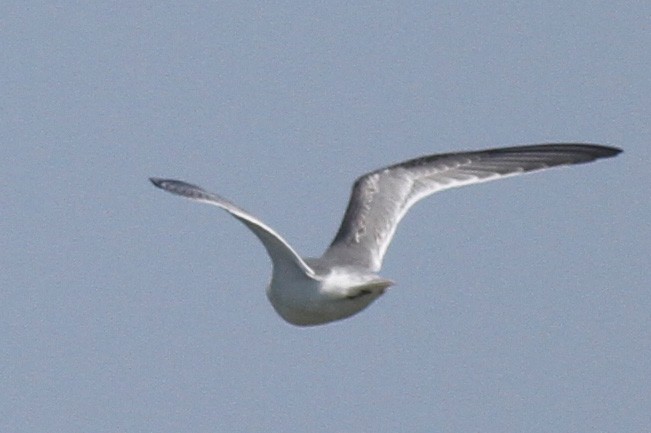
left=151, top=143, right=621, bottom=326
left=323, top=144, right=621, bottom=272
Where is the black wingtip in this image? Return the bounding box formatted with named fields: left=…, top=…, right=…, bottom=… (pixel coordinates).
left=593, top=145, right=623, bottom=158
left=608, top=146, right=624, bottom=157
left=149, top=177, right=165, bottom=189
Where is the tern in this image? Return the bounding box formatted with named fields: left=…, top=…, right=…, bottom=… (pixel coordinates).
left=151, top=143, right=620, bottom=326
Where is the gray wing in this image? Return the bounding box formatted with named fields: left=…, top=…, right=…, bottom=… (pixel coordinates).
left=322, top=143, right=622, bottom=272
left=150, top=178, right=315, bottom=278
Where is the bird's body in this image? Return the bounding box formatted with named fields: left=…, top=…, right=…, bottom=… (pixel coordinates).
left=151, top=143, right=621, bottom=326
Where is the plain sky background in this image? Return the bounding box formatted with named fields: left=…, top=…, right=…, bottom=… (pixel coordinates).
left=2, top=2, right=649, bottom=432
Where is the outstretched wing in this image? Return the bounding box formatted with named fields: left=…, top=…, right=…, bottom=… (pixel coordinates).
left=322, top=143, right=621, bottom=272
left=150, top=178, right=315, bottom=278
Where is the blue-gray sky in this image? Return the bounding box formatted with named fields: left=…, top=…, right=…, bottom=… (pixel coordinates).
left=2, top=2, right=649, bottom=432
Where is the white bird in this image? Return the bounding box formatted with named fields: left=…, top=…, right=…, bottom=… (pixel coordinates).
left=151, top=143, right=621, bottom=326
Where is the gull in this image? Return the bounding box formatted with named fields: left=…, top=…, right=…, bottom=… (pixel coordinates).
left=151, top=143, right=621, bottom=326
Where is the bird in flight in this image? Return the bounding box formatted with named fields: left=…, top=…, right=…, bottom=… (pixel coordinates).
left=151, top=143, right=621, bottom=326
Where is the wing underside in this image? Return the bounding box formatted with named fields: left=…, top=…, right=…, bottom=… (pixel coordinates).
left=150, top=178, right=315, bottom=278
left=322, top=144, right=621, bottom=272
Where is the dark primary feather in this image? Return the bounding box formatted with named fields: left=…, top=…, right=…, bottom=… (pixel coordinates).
left=322, top=143, right=621, bottom=272
left=150, top=178, right=228, bottom=204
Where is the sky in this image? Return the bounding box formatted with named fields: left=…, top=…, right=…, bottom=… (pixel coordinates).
left=1, top=2, right=649, bottom=432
